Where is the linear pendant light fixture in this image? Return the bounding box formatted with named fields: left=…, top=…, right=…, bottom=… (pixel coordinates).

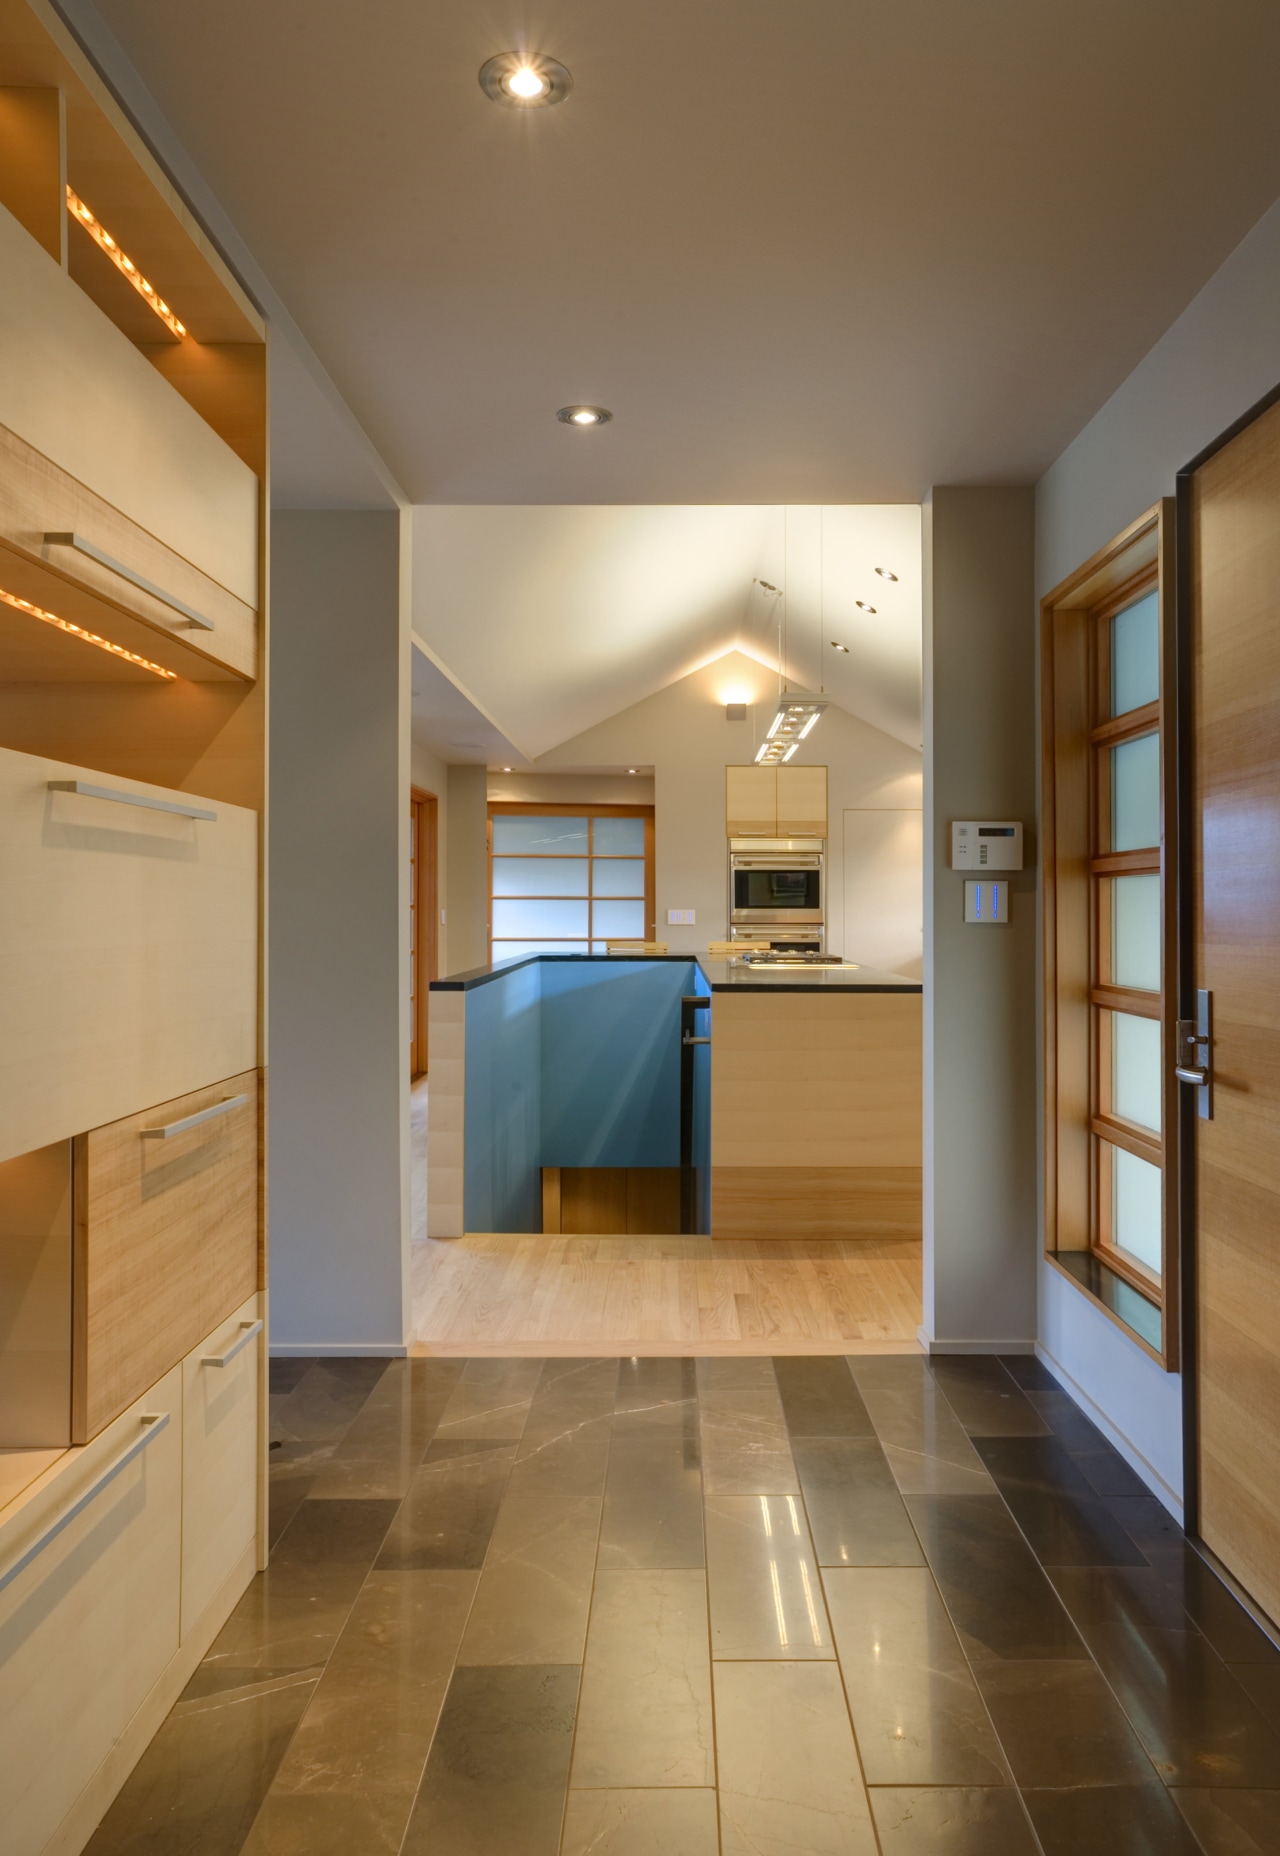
left=65, top=187, right=187, bottom=338
left=755, top=506, right=826, bottom=763
left=0, top=585, right=177, bottom=679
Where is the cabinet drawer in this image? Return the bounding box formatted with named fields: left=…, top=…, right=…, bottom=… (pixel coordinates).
left=0, top=747, right=258, bottom=1162
left=181, top=1293, right=261, bottom=1639
left=0, top=1366, right=181, bottom=1856
left=74, top=1074, right=260, bottom=1443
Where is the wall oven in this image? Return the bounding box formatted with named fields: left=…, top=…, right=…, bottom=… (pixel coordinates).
left=728, top=838, right=825, bottom=948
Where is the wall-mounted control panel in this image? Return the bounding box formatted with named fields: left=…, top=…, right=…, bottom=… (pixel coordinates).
left=964, top=880, right=1008, bottom=925
left=951, top=820, right=1023, bottom=870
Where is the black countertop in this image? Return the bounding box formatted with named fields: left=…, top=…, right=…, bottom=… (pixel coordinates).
left=431, top=952, right=921, bottom=995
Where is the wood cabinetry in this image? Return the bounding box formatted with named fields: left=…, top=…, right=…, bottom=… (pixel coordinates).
left=726, top=763, right=828, bottom=836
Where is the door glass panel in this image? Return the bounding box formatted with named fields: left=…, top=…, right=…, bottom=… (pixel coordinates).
left=1112, top=1144, right=1162, bottom=1275
left=1112, top=732, right=1160, bottom=851
left=1111, top=875, right=1161, bottom=990
left=492, top=897, right=589, bottom=938
left=591, top=858, right=645, bottom=897
left=492, top=941, right=583, bottom=961
left=492, top=857, right=588, bottom=897
left=1112, top=1012, right=1161, bottom=1133
left=592, top=899, right=646, bottom=939
left=492, top=815, right=589, bottom=854
left=593, top=816, right=645, bottom=855
left=1111, top=590, right=1160, bottom=716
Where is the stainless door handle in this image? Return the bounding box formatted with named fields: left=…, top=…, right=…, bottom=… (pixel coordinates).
left=141, top=1093, right=249, bottom=1140
left=682, top=1034, right=710, bottom=1046
left=202, top=1318, right=262, bottom=1368
left=1176, top=990, right=1213, bottom=1119
left=1175, top=1066, right=1208, bottom=1085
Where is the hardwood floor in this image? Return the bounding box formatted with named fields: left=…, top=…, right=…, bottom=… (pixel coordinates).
left=408, top=1074, right=922, bottom=1355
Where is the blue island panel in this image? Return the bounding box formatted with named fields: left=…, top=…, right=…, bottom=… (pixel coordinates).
left=463, top=960, right=542, bottom=1232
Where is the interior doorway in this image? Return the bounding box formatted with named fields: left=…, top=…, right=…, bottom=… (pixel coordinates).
left=410, top=787, right=438, bottom=1078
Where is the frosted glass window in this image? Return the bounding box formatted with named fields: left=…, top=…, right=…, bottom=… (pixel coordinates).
left=492, top=816, right=588, bottom=853
left=592, top=858, right=645, bottom=897
left=1111, top=875, right=1160, bottom=991
left=1112, top=1145, right=1162, bottom=1275
left=1111, top=733, right=1160, bottom=851
left=492, top=857, right=588, bottom=897
left=593, top=816, right=645, bottom=855
left=492, top=941, right=583, bottom=961
left=1111, top=592, right=1159, bottom=716
left=1112, top=1013, right=1161, bottom=1133
left=492, top=898, right=588, bottom=939
left=593, top=899, right=646, bottom=938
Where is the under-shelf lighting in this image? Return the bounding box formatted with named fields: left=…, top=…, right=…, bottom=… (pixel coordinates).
left=754, top=697, right=826, bottom=764
left=65, top=187, right=186, bottom=338
left=0, top=585, right=176, bottom=679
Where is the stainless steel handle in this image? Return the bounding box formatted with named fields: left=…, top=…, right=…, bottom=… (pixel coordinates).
left=202, top=1318, right=262, bottom=1368
left=48, top=779, right=217, bottom=822
left=1175, top=1066, right=1207, bottom=1085
left=44, top=531, right=216, bottom=631
left=1176, top=990, right=1213, bottom=1120
left=682, top=1034, right=711, bottom=1046
left=141, top=1093, right=249, bottom=1140
left=0, top=1413, right=170, bottom=1596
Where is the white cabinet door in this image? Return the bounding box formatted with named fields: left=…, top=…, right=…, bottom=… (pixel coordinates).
left=181, top=1294, right=261, bottom=1638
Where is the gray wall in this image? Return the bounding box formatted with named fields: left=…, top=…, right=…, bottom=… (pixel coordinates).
left=1034, top=196, right=1280, bottom=1512
left=269, top=509, right=411, bottom=1352
left=923, top=487, right=1038, bottom=1349
left=445, top=764, right=488, bottom=973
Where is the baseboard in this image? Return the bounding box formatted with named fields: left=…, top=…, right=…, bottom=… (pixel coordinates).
left=917, top=1326, right=1036, bottom=1355
left=1035, top=1342, right=1184, bottom=1522
left=45, top=1540, right=257, bottom=1856
left=269, top=1341, right=409, bottom=1358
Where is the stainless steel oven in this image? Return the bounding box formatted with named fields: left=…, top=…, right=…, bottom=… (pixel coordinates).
left=728, top=837, right=825, bottom=946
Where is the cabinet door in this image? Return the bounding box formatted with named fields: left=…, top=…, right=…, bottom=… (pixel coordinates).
left=0, top=1367, right=181, bottom=1856
left=776, top=764, right=827, bottom=836
left=726, top=765, right=777, bottom=835
left=181, top=1294, right=260, bottom=1638
left=74, top=1072, right=260, bottom=1442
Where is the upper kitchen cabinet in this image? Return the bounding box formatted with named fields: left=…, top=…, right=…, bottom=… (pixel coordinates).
left=726, top=763, right=828, bottom=837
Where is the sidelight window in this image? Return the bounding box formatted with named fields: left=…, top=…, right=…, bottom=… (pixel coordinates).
left=488, top=804, right=654, bottom=961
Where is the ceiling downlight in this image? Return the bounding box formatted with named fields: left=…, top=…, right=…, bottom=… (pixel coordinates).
left=557, top=405, right=612, bottom=428
left=479, top=52, right=573, bottom=108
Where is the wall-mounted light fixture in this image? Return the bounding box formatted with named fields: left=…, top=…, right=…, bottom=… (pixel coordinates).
left=725, top=702, right=747, bottom=721
left=754, top=697, right=826, bottom=764
left=65, top=188, right=186, bottom=338
left=0, top=584, right=176, bottom=678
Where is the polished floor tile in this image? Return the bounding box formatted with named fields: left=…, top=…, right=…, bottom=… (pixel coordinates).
left=714, top=1661, right=878, bottom=1855
left=970, top=1656, right=1155, bottom=1787
left=926, top=1358, right=1051, bottom=1437
left=972, top=1436, right=1149, bottom=1567
left=433, top=1357, right=543, bottom=1440
left=847, top=1357, right=994, bottom=1489
left=615, top=1356, right=698, bottom=1427
left=773, top=1355, right=876, bottom=1437
left=699, top=1386, right=799, bottom=1494
left=1047, top=1561, right=1199, bottom=1634
left=1147, top=1545, right=1280, bottom=1664
left=375, top=1440, right=515, bottom=1570
left=1235, top=1664, right=1280, bottom=1733
left=794, top=1437, right=924, bottom=1566
left=904, top=1494, right=1086, bottom=1660
left=1173, top=1786, right=1280, bottom=1854
left=571, top=1570, right=714, bottom=1787
left=457, top=1494, right=600, bottom=1664
left=869, top=1786, right=1039, bottom=1855
left=597, top=1429, right=705, bottom=1569
left=1021, top=1782, right=1206, bottom=1855
left=705, top=1494, right=833, bottom=1659
left=401, top=1664, right=579, bottom=1856
left=307, top=1359, right=462, bottom=1501
left=505, top=1358, right=616, bottom=1498
left=560, top=1789, right=720, bottom=1856
left=823, top=1567, right=1009, bottom=1785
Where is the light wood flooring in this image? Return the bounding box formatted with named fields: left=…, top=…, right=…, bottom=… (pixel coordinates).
left=409, top=1075, right=922, bottom=1356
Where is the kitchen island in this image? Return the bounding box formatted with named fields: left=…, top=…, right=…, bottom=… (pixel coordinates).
left=427, top=952, right=921, bottom=1241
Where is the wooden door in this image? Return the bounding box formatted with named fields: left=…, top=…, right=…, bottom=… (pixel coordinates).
left=1186, top=392, right=1280, bottom=1624
left=410, top=789, right=438, bottom=1077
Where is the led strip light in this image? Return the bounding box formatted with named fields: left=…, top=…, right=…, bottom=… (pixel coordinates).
left=65, top=187, right=186, bottom=338
left=0, top=586, right=176, bottom=679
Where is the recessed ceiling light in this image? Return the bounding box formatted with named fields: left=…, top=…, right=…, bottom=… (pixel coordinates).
left=502, top=766, right=513, bottom=772
left=874, top=566, right=898, bottom=582
left=479, top=52, right=572, bottom=108
left=628, top=768, right=637, bottom=774
left=831, top=641, right=849, bottom=652
left=557, top=405, right=612, bottom=427
left=855, top=600, right=877, bottom=613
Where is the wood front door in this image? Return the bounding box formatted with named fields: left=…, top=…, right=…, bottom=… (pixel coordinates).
left=1185, top=391, right=1280, bottom=1625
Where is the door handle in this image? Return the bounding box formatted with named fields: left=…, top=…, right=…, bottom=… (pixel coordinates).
left=1175, top=990, right=1213, bottom=1120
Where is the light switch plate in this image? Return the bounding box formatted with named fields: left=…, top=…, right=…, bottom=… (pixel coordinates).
left=667, top=908, right=696, bottom=925
left=964, top=880, right=1008, bottom=924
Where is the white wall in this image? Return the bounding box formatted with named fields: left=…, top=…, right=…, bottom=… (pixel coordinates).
left=411, top=738, right=449, bottom=975
left=1034, top=196, right=1280, bottom=1513
left=269, top=510, right=411, bottom=1353
left=535, top=650, right=922, bottom=959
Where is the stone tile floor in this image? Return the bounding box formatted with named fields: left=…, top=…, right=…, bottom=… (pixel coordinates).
left=86, top=1353, right=1280, bottom=1854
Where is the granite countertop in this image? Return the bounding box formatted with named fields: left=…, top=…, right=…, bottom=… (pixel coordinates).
left=431, top=952, right=921, bottom=994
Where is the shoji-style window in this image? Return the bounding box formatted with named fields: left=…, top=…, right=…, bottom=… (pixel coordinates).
left=488, top=804, right=655, bottom=961
left=1042, top=503, right=1178, bottom=1367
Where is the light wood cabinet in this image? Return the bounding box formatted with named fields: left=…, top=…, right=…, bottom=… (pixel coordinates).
left=0, top=1365, right=182, bottom=1856
left=74, top=1073, right=260, bottom=1443
left=0, top=748, right=258, bottom=1164
left=181, top=1292, right=261, bottom=1639
left=726, top=763, right=828, bottom=836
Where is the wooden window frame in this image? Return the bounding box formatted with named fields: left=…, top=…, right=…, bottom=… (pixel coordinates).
left=1042, top=501, right=1179, bottom=1368
left=487, top=802, right=656, bottom=960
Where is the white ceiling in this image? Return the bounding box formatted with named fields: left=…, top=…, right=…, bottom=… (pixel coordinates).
left=78, top=0, right=1280, bottom=506
left=410, top=637, right=524, bottom=766
left=412, top=504, right=922, bottom=758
